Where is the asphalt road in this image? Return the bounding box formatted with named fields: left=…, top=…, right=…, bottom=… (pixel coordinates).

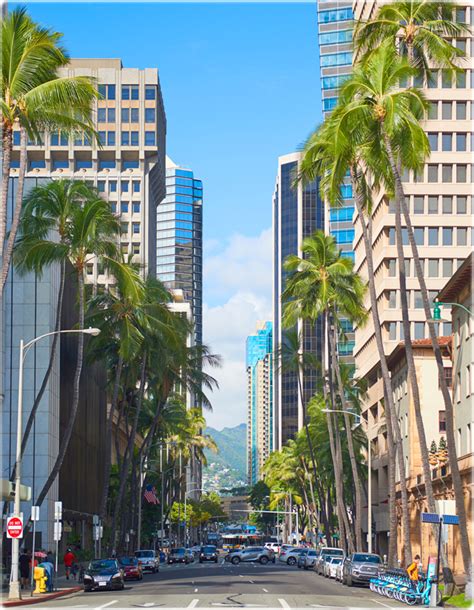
left=19, top=559, right=403, bottom=609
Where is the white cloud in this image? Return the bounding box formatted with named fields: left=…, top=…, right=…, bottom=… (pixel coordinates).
left=202, top=228, right=272, bottom=430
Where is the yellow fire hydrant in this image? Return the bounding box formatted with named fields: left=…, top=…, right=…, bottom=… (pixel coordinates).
left=33, top=566, right=47, bottom=594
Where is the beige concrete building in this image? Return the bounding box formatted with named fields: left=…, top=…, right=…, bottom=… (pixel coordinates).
left=11, top=58, right=167, bottom=282
left=352, top=0, right=473, bottom=555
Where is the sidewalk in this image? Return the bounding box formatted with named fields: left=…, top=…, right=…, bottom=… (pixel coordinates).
left=3, top=575, right=83, bottom=607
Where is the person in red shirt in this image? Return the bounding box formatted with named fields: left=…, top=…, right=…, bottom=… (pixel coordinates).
left=63, top=548, right=76, bottom=580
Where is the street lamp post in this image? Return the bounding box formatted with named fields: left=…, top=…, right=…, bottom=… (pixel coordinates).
left=321, top=408, right=372, bottom=552
left=9, top=327, right=100, bottom=601
left=431, top=300, right=473, bottom=321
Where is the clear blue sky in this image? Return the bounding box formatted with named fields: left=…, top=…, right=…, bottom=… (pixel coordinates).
left=17, top=1, right=322, bottom=245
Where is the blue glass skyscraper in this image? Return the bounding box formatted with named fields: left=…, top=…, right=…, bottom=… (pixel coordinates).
left=157, top=157, right=203, bottom=345
left=246, top=322, right=273, bottom=485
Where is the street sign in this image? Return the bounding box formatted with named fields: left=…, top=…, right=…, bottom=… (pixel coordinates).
left=54, top=501, right=62, bottom=520
left=93, top=514, right=99, bottom=525
left=7, top=516, right=23, bottom=539
left=53, top=521, right=62, bottom=541
left=442, top=514, right=459, bottom=525
left=422, top=512, right=440, bottom=524
left=31, top=506, right=40, bottom=522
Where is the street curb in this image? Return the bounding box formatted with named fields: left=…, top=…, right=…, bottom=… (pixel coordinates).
left=2, top=586, right=82, bottom=607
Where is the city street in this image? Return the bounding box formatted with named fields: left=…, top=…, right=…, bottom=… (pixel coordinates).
left=19, top=560, right=401, bottom=609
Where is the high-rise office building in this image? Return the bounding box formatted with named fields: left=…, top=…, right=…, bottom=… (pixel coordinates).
left=273, top=152, right=325, bottom=448
left=10, top=58, right=167, bottom=282
left=317, top=1, right=356, bottom=364
left=157, top=157, right=203, bottom=346
left=246, top=321, right=273, bottom=485
left=352, top=0, right=473, bottom=553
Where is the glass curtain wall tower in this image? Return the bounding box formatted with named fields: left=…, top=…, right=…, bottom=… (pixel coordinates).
left=157, top=157, right=203, bottom=346
left=246, top=322, right=273, bottom=485
left=273, top=152, right=324, bottom=448
left=317, top=1, right=356, bottom=363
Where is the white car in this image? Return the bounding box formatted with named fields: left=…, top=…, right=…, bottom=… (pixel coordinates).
left=325, top=556, right=343, bottom=579
left=265, top=542, right=281, bottom=554
left=335, top=560, right=344, bottom=582
left=279, top=547, right=304, bottom=566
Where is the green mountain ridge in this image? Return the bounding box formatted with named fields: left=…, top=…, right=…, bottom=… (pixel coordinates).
left=204, top=423, right=247, bottom=477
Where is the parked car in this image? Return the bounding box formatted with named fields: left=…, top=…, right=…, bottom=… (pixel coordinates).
left=324, top=556, right=343, bottom=579
left=134, top=550, right=159, bottom=573
left=279, top=547, right=306, bottom=566
left=190, top=545, right=202, bottom=557
left=118, top=556, right=143, bottom=581
left=315, top=547, right=344, bottom=575
left=168, top=547, right=194, bottom=564
left=303, top=549, right=319, bottom=570
left=297, top=549, right=310, bottom=568
left=265, top=542, right=281, bottom=554
left=335, top=561, right=344, bottom=583
left=83, top=559, right=124, bottom=592
left=185, top=548, right=195, bottom=563
left=199, top=545, right=218, bottom=563
left=226, top=547, right=274, bottom=565
left=342, top=553, right=382, bottom=586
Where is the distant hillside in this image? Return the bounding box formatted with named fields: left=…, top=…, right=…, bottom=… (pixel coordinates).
left=204, top=423, right=247, bottom=479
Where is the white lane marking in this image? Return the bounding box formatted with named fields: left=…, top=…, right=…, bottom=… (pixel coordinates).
left=278, top=599, right=290, bottom=609
left=374, top=601, right=392, bottom=608
left=239, top=574, right=244, bottom=578
left=194, top=588, right=199, bottom=592
left=95, top=602, right=118, bottom=610
left=187, top=600, right=199, bottom=609
left=249, top=580, right=254, bottom=584
left=262, top=588, right=269, bottom=593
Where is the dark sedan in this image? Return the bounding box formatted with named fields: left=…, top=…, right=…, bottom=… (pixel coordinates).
left=168, top=547, right=191, bottom=564
left=199, top=545, right=218, bottom=563
left=118, top=556, right=143, bottom=581
left=83, top=559, right=124, bottom=592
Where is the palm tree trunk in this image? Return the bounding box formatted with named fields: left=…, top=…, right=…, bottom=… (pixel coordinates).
left=110, top=354, right=147, bottom=553
left=99, top=354, right=123, bottom=519
left=384, top=132, right=442, bottom=557
left=32, top=269, right=86, bottom=511
left=399, top=195, right=472, bottom=578
left=1, top=126, right=27, bottom=298
left=0, top=124, right=13, bottom=260
left=351, top=164, right=409, bottom=563
left=9, top=260, right=66, bottom=487
left=328, top=319, right=363, bottom=551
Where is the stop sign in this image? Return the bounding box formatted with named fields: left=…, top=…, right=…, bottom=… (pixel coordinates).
left=7, top=516, right=23, bottom=539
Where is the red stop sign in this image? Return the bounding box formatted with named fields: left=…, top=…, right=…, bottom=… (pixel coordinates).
left=7, top=516, right=23, bottom=539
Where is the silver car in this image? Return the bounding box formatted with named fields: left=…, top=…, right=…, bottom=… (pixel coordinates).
left=303, top=549, right=319, bottom=570
left=279, top=547, right=306, bottom=566
left=227, top=546, right=274, bottom=565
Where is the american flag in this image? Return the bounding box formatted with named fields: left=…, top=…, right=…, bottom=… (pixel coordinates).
left=144, top=484, right=159, bottom=505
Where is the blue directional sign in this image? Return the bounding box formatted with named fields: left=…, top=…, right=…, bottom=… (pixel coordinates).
left=422, top=512, right=440, bottom=524
left=442, top=514, right=459, bottom=525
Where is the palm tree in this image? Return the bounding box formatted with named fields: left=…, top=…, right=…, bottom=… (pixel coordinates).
left=298, top=110, right=406, bottom=564
left=14, top=179, right=120, bottom=512
left=354, top=2, right=472, bottom=576
left=354, top=0, right=469, bottom=75
left=282, top=230, right=367, bottom=552
left=1, top=7, right=99, bottom=296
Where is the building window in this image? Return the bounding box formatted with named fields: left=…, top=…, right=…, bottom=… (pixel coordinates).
left=98, top=108, right=106, bottom=123
left=428, top=228, right=439, bottom=245
left=457, top=133, right=467, bottom=151
left=413, top=196, right=424, bottom=214
left=131, top=131, right=139, bottom=146
left=121, top=108, right=129, bottom=122
left=428, top=260, right=439, bottom=277
left=443, top=227, right=453, bottom=246
left=442, top=367, right=453, bottom=389
left=389, top=228, right=396, bottom=245
left=442, top=70, right=452, bottom=88
left=98, top=131, right=106, bottom=145
left=121, top=202, right=129, bottom=213
left=414, top=228, right=424, bottom=245
left=320, top=52, right=352, bottom=67
left=51, top=132, right=68, bottom=146
left=98, top=84, right=115, bottom=100
left=121, top=181, right=129, bottom=193
left=456, top=101, right=467, bottom=119
left=323, top=97, right=338, bottom=111
left=145, top=108, right=155, bottom=123
left=107, top=131, right=115, bottom=146
left=388, top=322, right=397, bottom=341
left=456, top=165, right=467, bottom=182
left=456, top=70, right=466, bottom=88
left=99, top=159, right=115, bottom=170
left=86, top=263, right=94, bottom=275
left=110, top=202, right=117, bottom=214
left=428, top=165, right=438, bottom=182
left=428, top=101, right=438, bottom=119
left=442, top=259, right=453, bottom=277
left=442, top=102, right=452, bottom=119
left=75, top=159, right=93, bottom=170
left=443, top=322, right=452, bottom=335
left=439, top=411, right=446, bottom=433
left=145, top=131, right=156, bottom=146
left=97, top=181, right=105, bottom=193
left=52, top=159, right=68, bottom=170
left=132, top=181, right=140, bottom=193
left=388, top=290, right=397, bottom=308
left=132, top=201, right=140, bottom=213
left=388, top=259, right=396, bottom=276
left=318, top=7, right=353, bottom=23
left=132, top=222, right=140, bottom=234
left=442, top=165, right=452, bottom=182
left=108, top=108, right=115, bottom=122
left=428, top=133, right=438, bottom=150
left=458, top=228, right=467, bottom=246
left=428, top=196, right=438, bottom=214
left=122, top=85, right=139, bottom=100
left=414, top=322, right=425, bottom=339
left=442, top=133, right=452, bottom=151
left=457, top=196, right=467, bottom=214
left=132, top=243, right=140, bottom=255
left=131, top=108, right=139, bottom=123
left=145, top=85, right=156, bottom=100
left=109, top=180, right=117, bottom=192
left=414, top=290, right=423, bottom=308
left=123, top=160, right=139, bottom=169
left=121, top=222, right=128, bottom=234
left=442, top=196, right=453, bottom=214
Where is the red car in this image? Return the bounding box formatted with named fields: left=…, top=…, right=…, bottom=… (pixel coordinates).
left=118, top=556, right=143, bottom=581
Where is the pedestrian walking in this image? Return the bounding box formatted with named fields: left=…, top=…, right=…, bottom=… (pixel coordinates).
left=19, top=549, right=31, bottom=590
left=63, top=548, right=76, bottom=580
